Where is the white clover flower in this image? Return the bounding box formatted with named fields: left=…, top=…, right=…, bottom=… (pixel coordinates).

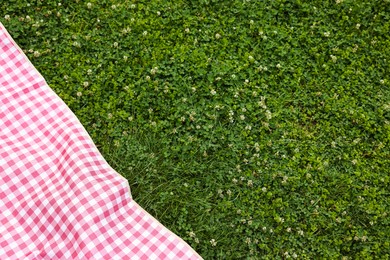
left=76, top=92, right=82, bottom=97
left=247, top=180, right=253, bottom=187
left=231, top=74, right=236, bottom=79
left=191, top=87, right=197, bottom=92
left=356, top=23, right=361, bottom=29
left=172, top=128, right=177, bottom=134
left=148, top=108, right=153, bottom=113
left=269, top=229, right=273, bottom=233
left=83, top=81, right=89, bottom=87
left=130, top=4, right=136, bottom=9
left=262, top=187, right=267, bottom=192
left=276, top=63, right=281, bottom=69
left=215, top=77, right=221, bottom=81
left=262, top=226, right=267, bottom=231
left=111, top=5, right=117, bottom=9
left=87, top=2, right=92, bottom=8
left=87, top=69, right=92, bottom=75
left=4, top=15, right=10, bottom=20
left=298, top=230, right=304, bottom=236
left=150, top=67, right=158, bottom=75
left=287, top=227, right=291, bottom=232
left=123, top=56, right=128, bottom=61
left=380, top=79, right=385, bottom=84
left=324, top=32, right=330, bottom=37
left=146, top=76, right=151, bottom=81
left=210, top=239, right=217, bottom=246
left=113, top=42, right=118, bottom=48
left=232, top=178, right=238, bottom=184
left=128, top=116, right=133, bottom=121
left=250, top=20, right=254, bottom=24
left=226, top=189, right=232, bottom=196
left=361, top=236, right=367, bottom=242
left=292, top=253, right=298, bottom=258
left=143, top=31, right=148, bottom=36
left=188, top=231, right=196, bottom=238
left=33, top=51, right=40, bottom=57
left=107, top=113, right=113, bottom=119
left=185, top=28, right=190, bottom=33
left=336, top=0, right=343, bottom=3
left=210, top=89, right=216, bottom=95
left=248, top=55, right=254, bottom=60
left=180, top=116, right=185, bottom=122
left=25, top=15, right=31, bottom=22
left=352, top=159, right=357, bottom=165
left=265, top=110, right=272, bottom=119
left=157, top=11, right=161, bottom=15
left=330, top=55, right=337, bottom=63
left=215, top=33, right=221, bottom=39
left=245, top=237, right=251, bottom=244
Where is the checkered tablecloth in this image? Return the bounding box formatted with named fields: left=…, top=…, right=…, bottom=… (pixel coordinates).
left=0, top=22, right=201, bottom=259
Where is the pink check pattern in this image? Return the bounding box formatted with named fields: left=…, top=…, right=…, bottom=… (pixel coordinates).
left=0, top=23, right=201, bottom=260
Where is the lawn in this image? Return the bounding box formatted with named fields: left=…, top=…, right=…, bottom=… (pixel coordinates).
left=2, top=0, right=390, bottom=258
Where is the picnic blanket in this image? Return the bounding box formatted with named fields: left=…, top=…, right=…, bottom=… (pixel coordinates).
left=0, top=22, right=201, bottom=259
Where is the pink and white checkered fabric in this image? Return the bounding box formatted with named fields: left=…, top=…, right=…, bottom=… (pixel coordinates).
left=0, top=22, right=201, bottom=259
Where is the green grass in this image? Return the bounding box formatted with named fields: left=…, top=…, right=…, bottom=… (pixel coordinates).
left=2, top=0, right=390, bottom=258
